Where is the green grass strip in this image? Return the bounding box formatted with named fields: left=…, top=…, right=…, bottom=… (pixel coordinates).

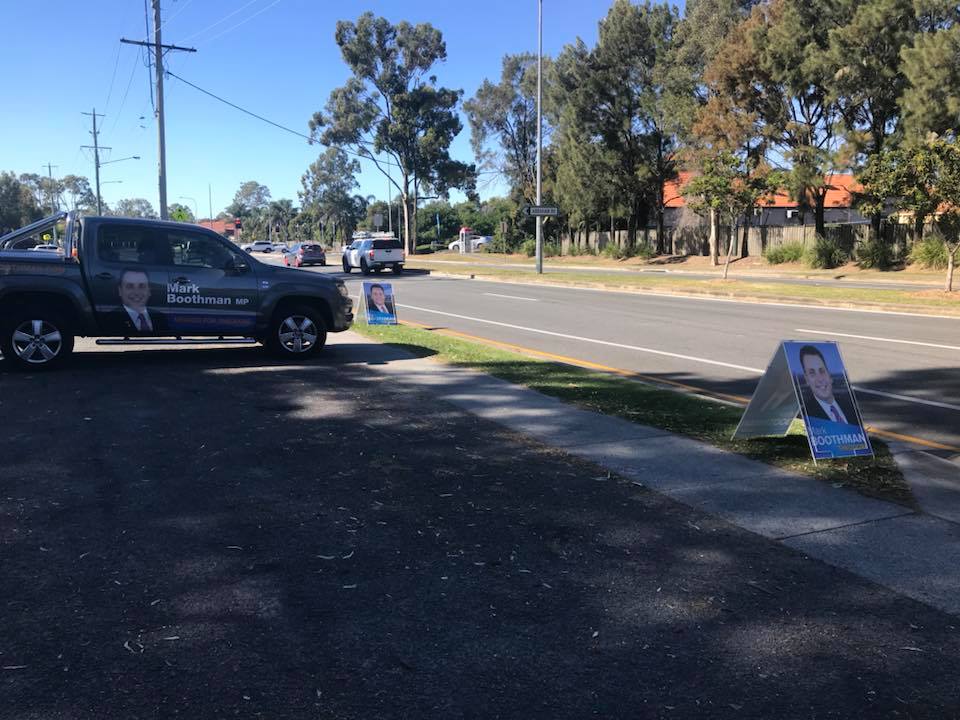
left=354, top=321, right=912, bottom=507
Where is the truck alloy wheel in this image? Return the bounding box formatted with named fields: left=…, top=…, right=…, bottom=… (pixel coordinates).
left=268, top=306, right=327, bottom=358
left=2, top=316, right=74, bottom=369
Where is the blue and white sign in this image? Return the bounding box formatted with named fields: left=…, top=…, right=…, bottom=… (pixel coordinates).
left=734, top=340, right=872, bottom=461
left=784, top=341, right=871, bottom=460
left=362, top=281, right=398, bottom=325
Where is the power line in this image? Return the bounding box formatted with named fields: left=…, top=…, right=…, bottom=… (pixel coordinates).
left=103, top=44, right=123, bottom=112
left=205, top=0, right=283, bottom=44
left=108, top=48, right=142, bottom=136
left=164, top=71, right=499, bottom=184
left=165, top=69, right=315, bottom=143
left=180, top=0, right=261, bottom=43
left=144, top=0, right=155, bottom=113
left=152, top=0, right=197, bottom=37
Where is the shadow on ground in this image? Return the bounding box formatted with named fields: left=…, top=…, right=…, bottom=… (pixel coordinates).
left=2, top=342, right=959, bottom=718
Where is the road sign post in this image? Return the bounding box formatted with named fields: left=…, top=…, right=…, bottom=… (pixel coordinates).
left=523, top=205, right=559, bottom=218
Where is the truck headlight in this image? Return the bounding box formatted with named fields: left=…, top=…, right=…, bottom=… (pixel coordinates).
left=336, top=281, right=350, bottom=298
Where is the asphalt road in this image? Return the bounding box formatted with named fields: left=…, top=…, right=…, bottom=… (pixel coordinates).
left=3, top=341, right=960, bottom=718
left=268, top=257, right=960, bottom=458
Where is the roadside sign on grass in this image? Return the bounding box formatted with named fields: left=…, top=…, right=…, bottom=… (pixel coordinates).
left=734, top=341, right=872, bottom=461
left=362, top=281, right=398, bottom=325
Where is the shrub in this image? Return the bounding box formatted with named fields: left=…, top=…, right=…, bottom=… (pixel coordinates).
left=908, top=235, right=949, bottom=270
left=804, top=235, right=847, bottom=269
left=520, top=238, right=537, bottom=257
left=856, top=237, right=893, bottom=269
left=601, top=242, right=653, bottom=260
left=414, top=245, right=435, bottom=255
left=764, top=241, right=805, bottom=264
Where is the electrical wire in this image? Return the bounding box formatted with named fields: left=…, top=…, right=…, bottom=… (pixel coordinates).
left=204, top=0, right=283, bottom=44
left=103, top=44, right=123, bottom=112
left=152, top=0, right=197, bottom=38
left=179, top=0, right=262, bottom=43
left=108, top=48, right=143, bottom=136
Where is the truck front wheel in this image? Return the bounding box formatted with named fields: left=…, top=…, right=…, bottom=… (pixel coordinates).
left=1, top=311, right=74, bottom=370
left=267, top=305, right=327, bottom=359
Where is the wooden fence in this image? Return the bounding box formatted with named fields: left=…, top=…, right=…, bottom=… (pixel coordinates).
left=561, top=222, right=924, bottom=261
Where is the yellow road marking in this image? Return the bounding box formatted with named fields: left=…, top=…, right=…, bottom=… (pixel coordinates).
left=397, top=320, right=960, bottom=455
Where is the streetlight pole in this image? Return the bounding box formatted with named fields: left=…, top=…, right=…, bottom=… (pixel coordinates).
left=94, top=154, right=140, bottom=214
left=535, top=0, right=544, bottom=275
left=179, top=196, right=198, bottom=221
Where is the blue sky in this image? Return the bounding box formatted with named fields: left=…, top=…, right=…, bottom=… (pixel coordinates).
left=0, top=0, right=637, bottom=217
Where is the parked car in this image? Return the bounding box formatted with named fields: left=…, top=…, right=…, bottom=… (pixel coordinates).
left=0, top=212, right=354, bottom=369
left=448, top=235, right=492, bottom=252
left=283, top=242, right=326, bottom=267
left=241, top=240, right=278, bottom=253
left=342, top=238, right=404, bottom=275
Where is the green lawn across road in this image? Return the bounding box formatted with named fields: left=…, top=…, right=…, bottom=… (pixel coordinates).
left=408, top=257, right=960, bottom=315
left=353, top=321, right=911, bottom=507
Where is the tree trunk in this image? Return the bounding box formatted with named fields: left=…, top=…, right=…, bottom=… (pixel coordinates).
left=723, top=217, right=736, bottom=280
left=815, top=191, right=826, bottom=238
left=709, top=207, right=719, bottom=266
left=947, top=243, right=957, bottom=293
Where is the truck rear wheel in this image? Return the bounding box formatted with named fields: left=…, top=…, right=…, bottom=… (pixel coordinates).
left=267, top=305, right=327, bottom=359
left=1, top=310, right=74, bottom=370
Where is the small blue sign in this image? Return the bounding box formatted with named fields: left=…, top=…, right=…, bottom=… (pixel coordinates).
left=362, top=281, right=398, bottom=326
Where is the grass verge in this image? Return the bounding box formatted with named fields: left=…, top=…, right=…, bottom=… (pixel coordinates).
left=408, top=261, right=960, bottom=315
left=353, top=320, right=912, bottom=507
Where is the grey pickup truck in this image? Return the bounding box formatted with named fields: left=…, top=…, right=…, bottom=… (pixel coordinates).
left=0, top=212, right=353, bottom=369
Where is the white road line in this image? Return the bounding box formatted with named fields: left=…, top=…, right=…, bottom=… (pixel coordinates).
left=794, top=328, right=960, bottom=352
left=399, top=303, right=960, bottom=413
left=852, top=387, right=960, bottom=412
left=423, top=273, right=960, bottom=320
left=399, top=303, right=764, bottom=373
left=483, top=292, right=540, bottom=302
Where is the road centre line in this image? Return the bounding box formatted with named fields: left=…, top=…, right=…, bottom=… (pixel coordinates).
left=399, top=303, right=766, bottom=373
left=422, top=272, right=960, bottom=320
left=399, top=303, right=960, bottom=414
left=483, top=292, right=540, bottom=301
left=794, top=328, right=960, bottom=352
left=851, top=387, right=960, bottom=412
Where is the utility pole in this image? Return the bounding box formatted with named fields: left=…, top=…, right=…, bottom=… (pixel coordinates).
left=121, top=1, right=196, bottom=221
left=44, top=163, right=59, bottom=241
left=208, top=183, right=213, bottom=222
left=535, top=0, right=544, bottom=274
left=81, top=109, right=108, bottom=215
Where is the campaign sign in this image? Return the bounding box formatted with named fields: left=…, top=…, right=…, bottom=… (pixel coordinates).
left=362, top=281, right=398, bottom=325
left=734, top=341, right=872, bottom=462
left=786, top=341, right=872, bottom=460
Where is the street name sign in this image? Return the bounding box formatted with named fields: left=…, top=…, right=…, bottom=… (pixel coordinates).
left=522, top=205, right=559, bottom=218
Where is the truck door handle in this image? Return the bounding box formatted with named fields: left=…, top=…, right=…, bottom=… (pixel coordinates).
left=96, top=272, right=113, bottom=280
left=172, top=276, right=190, bottom=283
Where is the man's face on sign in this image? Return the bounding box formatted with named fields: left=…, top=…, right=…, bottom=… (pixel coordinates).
left=371, top=286, right=386, bottom=308
left=119, top=271, right=150, bottom=311
left=802, top=353, right=834, bottom=403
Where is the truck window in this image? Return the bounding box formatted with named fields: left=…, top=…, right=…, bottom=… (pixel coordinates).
left=161, top=230, right=235, bottom=270
left=372, top=239, right=402, bottom=250
left=97, top=225, right=165, bottom=264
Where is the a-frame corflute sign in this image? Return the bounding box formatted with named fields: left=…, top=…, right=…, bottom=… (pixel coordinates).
left=734, top=341, right=873, bottom=461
